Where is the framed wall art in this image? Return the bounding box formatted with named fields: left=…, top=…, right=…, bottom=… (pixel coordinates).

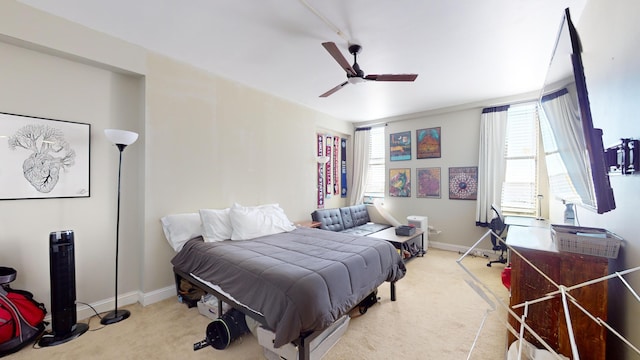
left=0, top=112, right=90, bottom=200
left=416, top=127, right=441, bottom=159
left=417, top=167, right=441, bottom=198
left=389, top=131, right=411, bottom=161
left=448, top=166, right=478, bottom=200
left=389, top=168, right=411, bottom=197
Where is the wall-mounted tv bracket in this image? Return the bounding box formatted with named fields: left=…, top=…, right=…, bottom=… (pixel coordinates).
left=605, top=138, right=639, bottom=175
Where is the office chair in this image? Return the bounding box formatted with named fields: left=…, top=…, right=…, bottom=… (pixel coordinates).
left=487, top=205, right=507, bottom=267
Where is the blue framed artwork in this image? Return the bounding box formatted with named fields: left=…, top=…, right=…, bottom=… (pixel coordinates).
left=390, top=131, right=411, bottom=161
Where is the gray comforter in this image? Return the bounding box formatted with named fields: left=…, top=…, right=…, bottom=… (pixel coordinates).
left=171, top=227, right=405, bottom=347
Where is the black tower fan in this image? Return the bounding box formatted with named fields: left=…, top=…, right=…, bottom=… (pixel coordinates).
left=38, top=230, right=89, bottom=347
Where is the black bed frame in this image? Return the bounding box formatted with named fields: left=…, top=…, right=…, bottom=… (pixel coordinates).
left=173, top=267, right=397, bottom=360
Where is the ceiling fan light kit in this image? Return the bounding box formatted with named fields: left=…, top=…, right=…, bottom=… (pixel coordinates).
left=319, top=41, right=418, bottom=97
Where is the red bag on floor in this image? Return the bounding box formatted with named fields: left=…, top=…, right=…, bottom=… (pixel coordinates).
left=501, top=265, right=511, bottom=291
left=0, top=287, right=47, bottom=357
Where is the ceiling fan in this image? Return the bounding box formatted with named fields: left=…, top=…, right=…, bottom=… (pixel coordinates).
left=319, top=42, right=418, bottom=97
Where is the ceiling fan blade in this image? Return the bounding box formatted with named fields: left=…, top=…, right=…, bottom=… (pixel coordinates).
left=319, top=81, right=349, bottom=98
left=322, top=42, right=357, bottom=77
left=365, top=74, right=418, bottom=82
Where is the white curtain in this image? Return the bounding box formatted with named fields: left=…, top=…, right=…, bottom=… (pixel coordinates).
left=540, top=88, right=592, bottom=204
left=475, top=106, right=509, bottom=226
left=350, top=127, right=371, bottom=205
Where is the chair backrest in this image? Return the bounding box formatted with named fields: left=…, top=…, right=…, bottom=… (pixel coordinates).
left=489, top=204, right=506, bottom=236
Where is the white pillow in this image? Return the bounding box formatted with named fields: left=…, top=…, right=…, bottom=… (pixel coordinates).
left=199, top=208, right=233, bottom=242
left=229, top=203, right=296, bottom=240
left=160, top=213, right=202, bottom=252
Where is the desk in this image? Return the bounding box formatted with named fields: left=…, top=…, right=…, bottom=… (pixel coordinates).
left=506, top=225, right=608, bottom=360
left=506, top=225, right=555, bottom=252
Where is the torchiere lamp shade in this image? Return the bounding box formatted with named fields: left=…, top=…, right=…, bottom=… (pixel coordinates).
left=104, top=129, right=138, bottom=146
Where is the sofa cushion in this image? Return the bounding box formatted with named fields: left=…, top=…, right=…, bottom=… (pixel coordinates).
left=340, top=223, right=391, bottom=236
left=311, top=208, right=345, bottom=232
left=341, top=227, right=375, bottom=236
left=355, top=223, right=391, bottom=234
left=350, top=205, right=371, bottom=227
left=339, top=207, right=354, bottom=229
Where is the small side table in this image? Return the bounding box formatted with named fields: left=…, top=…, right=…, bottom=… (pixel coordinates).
left=296, top=221, right=321, bottom=229
left=367, top=227, right=425, bottom=261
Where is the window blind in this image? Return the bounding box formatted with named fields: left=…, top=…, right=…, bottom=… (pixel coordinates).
left=364, top=126, right=385, bottom=198
left=501, top=103, right=539, bottom=215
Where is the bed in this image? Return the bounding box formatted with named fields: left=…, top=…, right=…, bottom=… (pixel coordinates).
left=170, top=226, right=406, bottom=358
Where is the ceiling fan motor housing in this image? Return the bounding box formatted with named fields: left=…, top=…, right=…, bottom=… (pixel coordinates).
left=350, top=63, right=364, bottom=78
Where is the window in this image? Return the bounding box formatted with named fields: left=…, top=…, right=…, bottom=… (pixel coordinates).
left=363, top=126, right=385, bottom=200
left=501, top=103, right=540, bottom=215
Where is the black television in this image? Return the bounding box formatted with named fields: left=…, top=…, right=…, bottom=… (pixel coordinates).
left=539, top=8, right=615, bottom=214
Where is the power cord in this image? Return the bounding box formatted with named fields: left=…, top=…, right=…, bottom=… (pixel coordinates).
left=29, top=301, right=106, bottom=350
left=76, top=301, right=107, bottom=332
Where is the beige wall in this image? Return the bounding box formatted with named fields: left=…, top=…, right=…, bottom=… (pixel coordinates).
left=0, top=38, right=145, bottom=309
left=365, top=100, right=550, bottom=251
left=142, top=52, right=352, bottom=293
left=377, top=108, right=488, bottom=249
left=2, top=3, right=640, bottom=357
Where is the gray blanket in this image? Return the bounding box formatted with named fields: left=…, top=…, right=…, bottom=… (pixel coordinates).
left=171, top=227, right=405, bottom=347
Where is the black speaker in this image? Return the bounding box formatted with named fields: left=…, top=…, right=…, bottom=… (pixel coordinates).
left=39, top=230, right=88, bottom=347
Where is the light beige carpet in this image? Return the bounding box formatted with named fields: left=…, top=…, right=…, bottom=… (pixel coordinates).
left=7, top=249, right=509, bottom=360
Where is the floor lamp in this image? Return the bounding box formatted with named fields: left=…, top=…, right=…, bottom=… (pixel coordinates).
left=102, top=129, right=138, bottom=325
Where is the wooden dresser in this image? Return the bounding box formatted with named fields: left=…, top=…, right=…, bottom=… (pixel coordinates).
left=507, top=224, right=608, bottom=360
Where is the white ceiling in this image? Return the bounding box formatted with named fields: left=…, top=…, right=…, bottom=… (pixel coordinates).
left=18, top=0, right=587, bottom=122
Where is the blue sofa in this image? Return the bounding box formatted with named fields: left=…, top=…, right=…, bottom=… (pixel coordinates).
left=311, top=204, right=391, bottom=236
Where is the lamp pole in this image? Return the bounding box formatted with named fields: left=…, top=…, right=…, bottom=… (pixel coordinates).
left=102, top=129, right=138, bottom=325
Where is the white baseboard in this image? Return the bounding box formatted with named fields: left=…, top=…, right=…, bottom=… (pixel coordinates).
left=43, top=286, right=178, bottom=324
left=73, top=291, right=140, bottom=322
left=140, top=285, right=176, bottom=306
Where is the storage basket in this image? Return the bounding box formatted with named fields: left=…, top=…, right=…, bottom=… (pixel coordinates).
left=551, top=224, right=622, bottom=259
left=395, top=225, right=415, bottom=236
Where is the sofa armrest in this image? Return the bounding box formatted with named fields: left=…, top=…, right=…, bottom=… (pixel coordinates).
left=311, top=208, right=345, bottom=232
